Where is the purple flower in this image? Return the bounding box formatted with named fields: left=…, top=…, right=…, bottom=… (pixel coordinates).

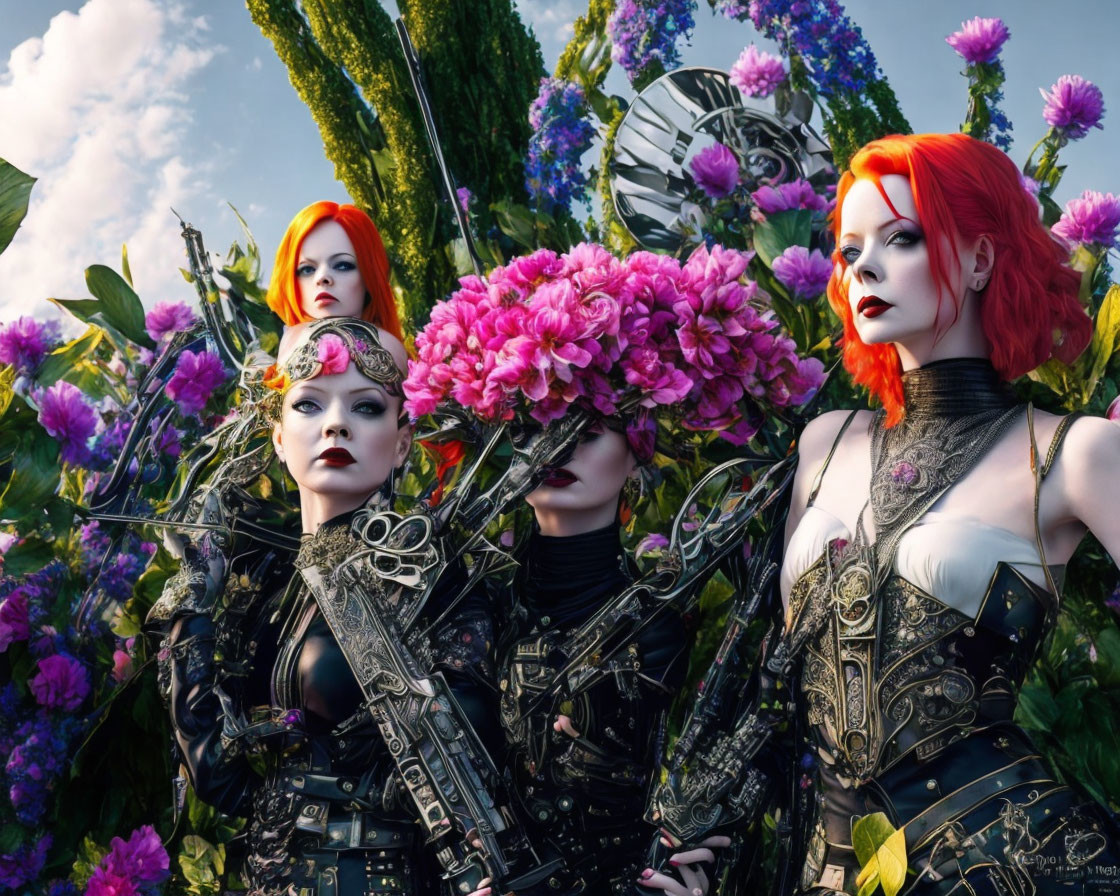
left=608, top=0, right=695, bottom=84
left=1041, top=75, right=1105, bottom=141
left=946, top=16, right=1010, bottom=65
left=1106, top=584, right=1120, bottom=617
left=0, top=833, right=52, bottom=890
left=636, top=533, right=669, bottom=556
left=165, top=349, right=227, bottom=416
left=456, top=187, right=473, bottom=214
left=1106, top=394, right=1120, bottom=423
left=104, top=825, right=170, bottom=884
left=85, top=868, right=139, bottom=896
left=524, top=77, right=596, bottom=214
left=729, top=44, right=786, bottom=98
left=770, top=246, right=832, bottom=300
left=1052, top=191, right=1120, bottom=250
left=751, top=178, right=830, bottom=215
left=0, top=317, right=61, bottom=374
left=144, top=301, right=197, bottom=342
left=37, top=380, right=97, bottom=466
left=689, top=143, right=740, bottom=200
left=714, top=0, right=749, bottom=17
left=29, top=654, right=90, bottom=711
left=0, top=588, right=30, bottom=651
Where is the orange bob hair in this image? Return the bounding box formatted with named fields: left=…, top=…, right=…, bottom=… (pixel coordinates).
left=265, top=201, right=403, bottom=341
left=826, top=133, right=1089, bottom=425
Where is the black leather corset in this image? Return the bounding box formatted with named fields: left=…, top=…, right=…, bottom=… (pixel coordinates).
left=787, top=544, right=1054, bottom=783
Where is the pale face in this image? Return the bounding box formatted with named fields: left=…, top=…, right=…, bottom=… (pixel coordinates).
left=838, top=175, right=987, bottom=369
left=273, top=364, right=409, bottom=521
left=296, top=219, right=367, bottom=319
left=527, top=422, right=636, bottom=537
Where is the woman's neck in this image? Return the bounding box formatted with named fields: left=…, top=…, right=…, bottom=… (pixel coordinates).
left=296, top=487, right=371, bottom=535
left=532, top=503, right=620, bottom=537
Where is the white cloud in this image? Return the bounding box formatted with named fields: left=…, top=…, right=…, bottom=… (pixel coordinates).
left=513, top=0, right=581, bottom=64
left=0, top=0, right=220, bottom=325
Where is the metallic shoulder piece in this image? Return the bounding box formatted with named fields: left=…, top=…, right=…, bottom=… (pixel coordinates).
left=608, top=67, right=832, bottom=251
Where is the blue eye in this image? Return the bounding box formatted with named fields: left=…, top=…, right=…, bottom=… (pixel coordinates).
left=887, top=229, right=921, bottom=247
left=296, top=263, right=315, bottom=277
left=291, top=398, right=320, bottom=414
left=839, top=245, right=861, bottom=265
left=353, top=400, right=386, bottom=416
left=334, top=260, right=357, bottom=272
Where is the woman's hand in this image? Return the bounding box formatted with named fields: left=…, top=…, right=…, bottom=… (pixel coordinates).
left=465, top=878, right=492, bottom=896
left=636, top=832, right=732, bottom=896
left=553, top=714, right=580, bottom=738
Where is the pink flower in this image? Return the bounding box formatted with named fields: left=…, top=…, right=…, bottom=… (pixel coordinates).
left=144, top=301, right=197, bottom=342
left=1052, top=191, right=1120, bottom=250
left=689, top=143, right=740, bottom=199
left=0, top=588, right=30, bottom=651
left=29, top=654, right=90, bottom=711
left=165, top=349, right=227, bottom=416
left=636, top=533, right=669, bottom=556
left=1041, top=75, right=1105, bottom=141
left=946, top=16, right=1009, bottom=65
left=85, top=868, right=139, bottom=896
left=37, top=380, right=97, bottom=466
left=729, top=44, right=786, bottom=98
left=771, top=246, right=833, bottom=300
left=751, top=179, right=830, bottom=215
left=104, top=825, right=170, bottom=884
left=0, top=317, right=61, bottom=374
left=316, top=332, right=351, bottom=375
left=112, top=649, right=133, bottom=683
left=456, top=187, right=473, bottom=213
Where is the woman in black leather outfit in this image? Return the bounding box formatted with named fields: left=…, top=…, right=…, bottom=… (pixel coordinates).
left=150, top=319, right=497, bottom=896
left=779, top=133, right=1120, bottom=894
left=467, top=416, right=692, bottom=896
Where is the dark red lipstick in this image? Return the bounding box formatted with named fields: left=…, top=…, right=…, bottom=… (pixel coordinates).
left=315, top=291, right=337, bottom=306
left=857, top=295, right=892, bottom=318
left=541, top=468, right=577, bottom=488
left=319, top=447, right=355, bottom=467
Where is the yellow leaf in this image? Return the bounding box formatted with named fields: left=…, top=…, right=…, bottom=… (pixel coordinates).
left=877, top=827, right=908, bottom=896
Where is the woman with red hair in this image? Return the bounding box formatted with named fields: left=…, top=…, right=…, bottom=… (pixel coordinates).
left=778, top=133, right=1120, bottom=893
left=265, top=201, right=403, bottom=342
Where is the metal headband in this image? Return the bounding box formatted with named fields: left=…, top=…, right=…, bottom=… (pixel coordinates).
left=267, top=318, right=403, bottom=396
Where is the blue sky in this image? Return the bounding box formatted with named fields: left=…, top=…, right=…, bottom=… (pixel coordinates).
left=0, top=0, right=1117, bottom=326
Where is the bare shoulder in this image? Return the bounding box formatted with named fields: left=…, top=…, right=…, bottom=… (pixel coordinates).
left=1052, top=414, right=1120, bottom=483
left=787, top=409, right=874, bottom=538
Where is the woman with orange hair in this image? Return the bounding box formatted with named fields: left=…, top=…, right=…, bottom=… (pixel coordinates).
left=775, top=132, right=1120, bottom=893
left=265, top=201, right=403, bottom=342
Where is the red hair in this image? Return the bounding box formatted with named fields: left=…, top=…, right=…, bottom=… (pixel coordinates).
left=826, top=133, right=1089, bottom=425
left=265, top=201, right=403, bottom=341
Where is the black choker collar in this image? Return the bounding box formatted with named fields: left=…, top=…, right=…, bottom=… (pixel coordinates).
left=901, top=358, right=1016, bottom=419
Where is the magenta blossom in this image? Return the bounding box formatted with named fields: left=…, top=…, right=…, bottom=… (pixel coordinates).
left=751, top=179, right=831, bottom=215
left=1041, top=75, right=1105, bottom=140
left=0, top=316, right=61, bottom=374
left=316, top=332, right=350, bottom=375
left=104, top=825, right=170, bottom=884
left=37, top=380, right=97, bottom=466
left=635, top=533, right=669, bottom=556
left=29, top=654, right=90, bottom=711
left=144, top=301, right=197, bottom=342
left=1107, top=394, right=1120, bottom=423
left=771, top=246, right=833, bottom=300
left=946, top=16, right=1009, bottom=65
left=0, top=588, right=30, bottom=651
left=85, top=868, right=139, bottom=896
left=165, top=349, right=227, bottom=416
left=689, top=143, right=740, bottom=200
left=456, top=187, right=473, bottom=213
left=729, top=44, right=786, bottom=98
left=1052, top=191, right=1120, bottom=250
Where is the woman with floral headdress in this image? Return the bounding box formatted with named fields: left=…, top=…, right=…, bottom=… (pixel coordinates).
left=775, top=132, right=1120, bottom=894
left=404, top=242, right=824, bottom=896
left=149, top=319, right=500, bottom=896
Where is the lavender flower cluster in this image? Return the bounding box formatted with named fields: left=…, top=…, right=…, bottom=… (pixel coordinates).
left=607, top=0, right=696, bottom=84
left=748, top=0, right=883, bottom=98
left=524, top=77, right=597, bottom=215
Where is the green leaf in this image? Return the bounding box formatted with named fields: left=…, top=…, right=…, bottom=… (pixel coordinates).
left=0, top=157, right=36, bottom=255
left=491, top=200, right=538, bottom=251
left=852, top=811, right=896, bottom=865
left=0, top=432, right=60, bottom=521
left=852, top=812, right=908, bottom=896
left=0, top=364, right=14, bottom=419
left=50, top=298, right=104, bottom=328
left=121, top=243, right=133, bottom=287
left=753, top=209, right=813, bottom=267
left=85, top=264, right=156, bottom=348
left=2, top=536, right=56, bottom=577
left=35, top=327, right=104, bottom=388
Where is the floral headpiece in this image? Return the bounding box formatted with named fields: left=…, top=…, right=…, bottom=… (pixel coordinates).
left=264, top=318, right=402, bottom=395
left=404, top=242, right=824, bottom=446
